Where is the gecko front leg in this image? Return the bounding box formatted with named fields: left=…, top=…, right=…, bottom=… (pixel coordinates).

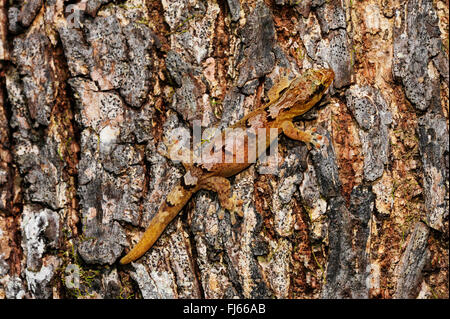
left=200, top=176, right=244, bottom=224
left=281, top=120, right=322, bottom=148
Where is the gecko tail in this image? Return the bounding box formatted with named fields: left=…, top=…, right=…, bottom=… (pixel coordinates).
left=119, top=183, right=196, bottom=264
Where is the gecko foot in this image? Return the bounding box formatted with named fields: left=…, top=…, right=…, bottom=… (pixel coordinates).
left=281, top=121, right=322, bottom=148
left=310, top=131, right=323, bottom=149
left=300, top=128, right=323, bottom=149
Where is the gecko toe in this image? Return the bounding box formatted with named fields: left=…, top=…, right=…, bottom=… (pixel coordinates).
left=230, top=212, right=237, bottom=225
left=309, top=130, right=323, bottom=149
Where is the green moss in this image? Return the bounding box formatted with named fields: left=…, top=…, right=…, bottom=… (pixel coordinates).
left=166, top=14, right=200, bottom=36
left=311, top=247, right=326, bottom=284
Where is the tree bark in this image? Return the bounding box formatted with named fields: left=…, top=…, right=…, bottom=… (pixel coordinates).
left=0, top=0, right=448, bottom=299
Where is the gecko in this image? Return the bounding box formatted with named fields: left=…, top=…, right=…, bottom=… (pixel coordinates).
left=119, top=68, right=334, bottom=264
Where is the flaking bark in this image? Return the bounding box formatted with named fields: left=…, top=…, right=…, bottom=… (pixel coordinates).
left=0, top=0, right=448, bottom=299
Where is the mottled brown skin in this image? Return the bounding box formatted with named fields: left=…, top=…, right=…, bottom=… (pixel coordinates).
left=120, top=68, right=334, bottom=264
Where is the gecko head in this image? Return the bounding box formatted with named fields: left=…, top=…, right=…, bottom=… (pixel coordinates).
left=307, top=68, right=335, bottom=93
left=303, top=69, right=334, bottom=95
left=318, top=68, right=335, bottom=89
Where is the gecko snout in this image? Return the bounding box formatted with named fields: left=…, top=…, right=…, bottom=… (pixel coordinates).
left=321, top=68, right=335, bottom=88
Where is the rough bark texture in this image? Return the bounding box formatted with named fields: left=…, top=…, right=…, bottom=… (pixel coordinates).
left=0, top=0, right=448, bottom=299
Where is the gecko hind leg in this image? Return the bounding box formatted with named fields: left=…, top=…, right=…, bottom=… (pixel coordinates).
left=281, top=120, right=322, bottom=148
left=200, top=176, right=244, bottom=224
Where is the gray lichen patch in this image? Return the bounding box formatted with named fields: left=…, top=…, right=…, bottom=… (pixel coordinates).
left=58, top=4, right=156, bottom=109
left=194, top=233, right=239, bottom=298
left=119, top=22, right=155, bottom=108
left=69, top=78, right=148, bottom=264
left=321, top=186, right=375, bottom=299
left=226, top=0, right=241, bottom=22
left=76, top=152, right=139, bottom=264
left=393, top=0, right=446, bottom=112
left=129, top=262, right=177, bottom=298
left=219, top=87, right=246, bottom=129
left=346, top=85, right=392, bottom=182
left=164, top=222, right=202, bottom=298
left=308, top=129, right=375, bottom=298
left=77, top=221, right=126, bottom=265
left=25, top=256, right=60, bottom=299
left=235, top=1, right=276, bottom=88
left=394, top=222, right=430, bottom=298
left=299, top=0, right=352, bottom=89
left=0, top=254, right=9, bottom=278
left=19, top=0, right=43, bottom=28
left=272, top=145, right=306, bottom=237
left=162, top=0, right=220, bottom=65
left=101, top=268, right=122, bottom=299
left=57, top=26, right=91, bottom=77
left=172, top=70, right=207, bottom=124
left=85, top=15, right=151, bottom=107
left=299, top=162, right=328, bottom=242
left=12, top=31, right=58, bottom=126
left=258, top=238, right=292, bottom=298
left=6, top=70, right=68, bottom=210
left=20, top=204, right=62, bottom=299
left=417, top=112, right=449, bottom=232
left=21, top=205, right=60, bottom=271
left=311, top=130, right=342, bottom=198
left=86, top=0, right=112, bottom=17
left=2, top=275, right=26, bottom=299
left=165, top=48, right=221, bottom=125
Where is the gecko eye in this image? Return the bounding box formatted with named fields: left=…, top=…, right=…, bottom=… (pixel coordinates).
left=278, top=87, right=288, bottom=97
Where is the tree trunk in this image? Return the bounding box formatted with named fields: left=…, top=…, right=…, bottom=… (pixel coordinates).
left=0, top=0, right=448, bottom=299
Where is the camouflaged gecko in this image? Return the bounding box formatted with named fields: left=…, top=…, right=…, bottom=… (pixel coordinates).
left=119, top=68, right=334, bottom=264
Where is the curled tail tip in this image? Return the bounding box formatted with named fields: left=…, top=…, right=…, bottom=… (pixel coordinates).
left=119, top=254, right=134, bottom=265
